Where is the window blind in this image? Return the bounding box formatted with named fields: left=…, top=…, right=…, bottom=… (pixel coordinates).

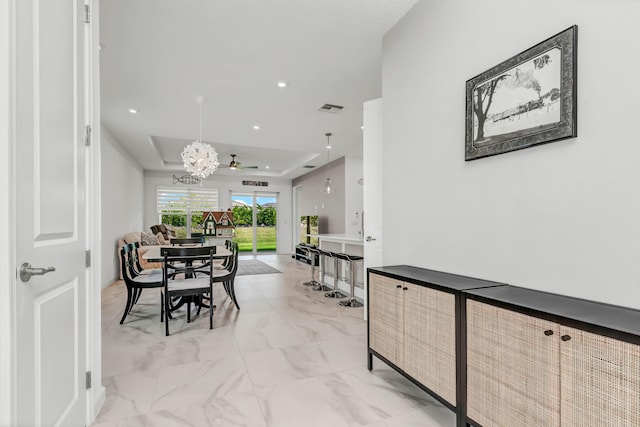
left=157, top=187, right=219, bottom=213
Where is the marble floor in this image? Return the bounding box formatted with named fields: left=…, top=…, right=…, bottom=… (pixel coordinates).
left=93, top=254, right=455, bottom=427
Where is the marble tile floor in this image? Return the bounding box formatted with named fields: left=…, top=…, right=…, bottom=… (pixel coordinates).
left=93, top=254, right=455, bottom=427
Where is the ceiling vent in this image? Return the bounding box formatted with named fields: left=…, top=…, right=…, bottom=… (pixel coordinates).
left=318, top=104, right=344, bottom=113
left=303, top=165, right=316, bottom=168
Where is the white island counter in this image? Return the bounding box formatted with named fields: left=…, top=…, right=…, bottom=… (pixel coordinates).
left=308, top=233, right=364, bottom=257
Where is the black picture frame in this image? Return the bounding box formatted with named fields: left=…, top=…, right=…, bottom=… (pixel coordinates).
left=465, top=26, right=577, bottom=161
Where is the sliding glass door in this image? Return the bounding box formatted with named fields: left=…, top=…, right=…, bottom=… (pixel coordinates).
left=231, top=191, right=278, bottom=253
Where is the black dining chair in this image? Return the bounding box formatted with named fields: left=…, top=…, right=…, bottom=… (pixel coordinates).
left=213, top=242, right=240, bottom=309
left=119, top=243, right=163, bottom=324
left=170, top=237, right=206, bottom=246
left=168, top=236, right=207, bottom=269
left=161, top=246, right=215, bottom=336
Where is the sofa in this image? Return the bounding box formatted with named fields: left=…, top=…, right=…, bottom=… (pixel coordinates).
left=117, top=230, right=165, bottom=279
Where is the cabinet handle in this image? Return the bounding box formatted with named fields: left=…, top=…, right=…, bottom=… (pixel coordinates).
left=561, top=335, right=571, bottom=342
left=396, top=285, right=402, bottom=289
left=544, top=330, right=554, bottom=336
left=402, top=287, right=408, bottom=290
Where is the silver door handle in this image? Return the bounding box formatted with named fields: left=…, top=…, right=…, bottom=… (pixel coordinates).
left=20, top=263, right=56, bottom=282
left=366, top=236, right=376, bottom=242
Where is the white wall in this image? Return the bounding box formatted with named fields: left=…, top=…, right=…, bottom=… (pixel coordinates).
left=344, top=157, right=364, bottom=236
left=100, top=127, right=144, bottom=287
left=382, top=0, right=640, bottom=309
left=143, top=171, right=293, bottom=254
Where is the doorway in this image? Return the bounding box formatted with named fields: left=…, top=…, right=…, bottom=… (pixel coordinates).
left=230, top=192, right=278, bottom=254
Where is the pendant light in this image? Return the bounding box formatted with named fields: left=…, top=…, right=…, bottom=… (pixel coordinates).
left=181, top=96, right=220, bottom=179
left=323, top=132, right=333, bottom=194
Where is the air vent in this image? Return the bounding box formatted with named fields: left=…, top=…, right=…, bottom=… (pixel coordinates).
left=303, top=165, right=316, bottom=168
left=318, top=104, right=344, bottom=113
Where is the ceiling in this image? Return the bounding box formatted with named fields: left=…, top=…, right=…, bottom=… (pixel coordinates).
left=99, top=0, right=418, bottom=179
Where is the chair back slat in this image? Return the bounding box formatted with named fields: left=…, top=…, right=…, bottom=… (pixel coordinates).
left=120, top=243, right=140, bottom=282
left=161, top=246, right=215, bottom=279
left=169, top=237, right=206, bottom=246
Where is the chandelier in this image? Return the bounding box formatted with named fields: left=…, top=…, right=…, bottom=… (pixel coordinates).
left=323, top=132, right=333, bottom=194
left=182, top=96, right=219, bottom=179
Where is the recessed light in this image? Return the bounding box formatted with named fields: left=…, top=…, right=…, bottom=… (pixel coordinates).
left=128, top=108, right=138, bottom=114
left=277, top=81, right=287, bottom=88
left=360, top=125, right=364, bottom=130
left=265, top=165, right=270, bottom=169
left=253, top=125, right=260, bottom=131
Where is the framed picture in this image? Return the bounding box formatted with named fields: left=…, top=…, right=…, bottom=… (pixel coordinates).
left=465, top=26, right=577, bottom=161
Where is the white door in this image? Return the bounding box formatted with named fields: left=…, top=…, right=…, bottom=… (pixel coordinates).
left=363, top=98, right=383, bottom=315
left=14, top=0, right=88, bottom=425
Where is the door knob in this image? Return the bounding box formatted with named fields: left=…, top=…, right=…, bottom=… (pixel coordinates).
left=366, top=236, right=376, bottom=242
left=19, top=263, right=56, bottom=282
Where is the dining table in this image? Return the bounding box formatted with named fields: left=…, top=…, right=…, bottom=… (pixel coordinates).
left=142, top=244, right=232, bottom=263
left=142, top=244, right=233, bottom=314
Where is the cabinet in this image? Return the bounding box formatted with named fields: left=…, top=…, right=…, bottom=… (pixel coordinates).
left=368, top=266, right=506, bottom=416
left=466, top=301, right=560, bottom=426
left=465, top=287, right=640, bottom=427
left=369, top=273, right=456, bottom=404
left=560, top=326, right=640, bottom=426
left=369, top=267, right=640, bottom=426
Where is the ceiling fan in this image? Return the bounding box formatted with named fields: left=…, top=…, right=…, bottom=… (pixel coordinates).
left=220, top=154, right=258, bottom=170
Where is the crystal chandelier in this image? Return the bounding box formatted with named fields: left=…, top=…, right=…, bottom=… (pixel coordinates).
left=182, top=96, right=219, bottom=179
left=323, top=132, right=332, bottom=194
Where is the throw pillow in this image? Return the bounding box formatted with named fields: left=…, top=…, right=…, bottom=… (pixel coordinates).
left=123, top=231, right=141, bottom=244
left=155, top=232, right=168, bottom=245
left=165, top=225, right=177, bottom=238
left=140, top=231, right=159, bottom=246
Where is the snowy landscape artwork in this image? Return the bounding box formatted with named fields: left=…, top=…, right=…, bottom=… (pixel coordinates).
left=465, top=26, right=577, bottom=161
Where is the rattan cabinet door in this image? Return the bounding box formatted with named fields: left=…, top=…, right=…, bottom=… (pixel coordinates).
left=369, top=273, right=404, bottom=366
left=467, top=300, right=560, bottom=427
left=403, top=284, right=456, bottom=405
left=560, top=326, right=640, bottom=426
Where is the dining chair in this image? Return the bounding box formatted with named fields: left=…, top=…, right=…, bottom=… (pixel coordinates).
left=131, top=242, right=162, bottom=276
left=119, top=243, right=163, bottom=324
left=170, top=236, right=206, bottom=246
left=161, top=246, right=215, bottom=336
left=214, top=242, right=240, bottom=309
left=213, top=239, right=234, bottom=270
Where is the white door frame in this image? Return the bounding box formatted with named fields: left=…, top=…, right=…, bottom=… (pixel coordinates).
left=0, top=0, right=15, bottom=423
left=0, top=0, right=104, bottom=424
left=86, top=0, right=105, bottom=420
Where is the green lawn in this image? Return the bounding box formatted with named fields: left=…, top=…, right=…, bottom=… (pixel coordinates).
left=233, top=226, right=276, bottom=252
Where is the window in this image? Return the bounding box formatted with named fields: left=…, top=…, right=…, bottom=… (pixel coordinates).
left=157, top=187, right=218, bottom=237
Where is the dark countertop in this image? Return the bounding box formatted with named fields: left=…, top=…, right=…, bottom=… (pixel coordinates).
left=368, top=265, right=507, bottom=293
left=465, top=285, right=640, bottom=340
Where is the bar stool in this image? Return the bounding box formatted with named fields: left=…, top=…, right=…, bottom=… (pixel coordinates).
left=324, top=251, right=347, bottom=299
left=335, top=253, right=364, bottom=308
left=302, top=246, right=321, bottom=287
left=313, top=249, right=334, bottom=292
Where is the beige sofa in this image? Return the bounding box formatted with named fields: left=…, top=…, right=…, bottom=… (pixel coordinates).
left=117, top=231, right=164, bottom=279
